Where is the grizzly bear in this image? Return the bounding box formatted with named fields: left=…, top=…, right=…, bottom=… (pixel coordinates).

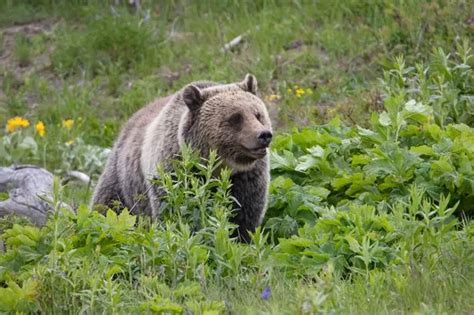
left=92, top=74, right=272, bottom=242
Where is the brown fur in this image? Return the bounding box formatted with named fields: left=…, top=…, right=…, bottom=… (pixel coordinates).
left=92, top=75, right=272, bottom=241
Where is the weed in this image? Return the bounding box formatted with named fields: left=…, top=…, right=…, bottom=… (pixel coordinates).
left=13, top=34, right=32, bottom=67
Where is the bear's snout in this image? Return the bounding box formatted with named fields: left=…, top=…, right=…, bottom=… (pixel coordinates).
left=257, top=131, right=273, bottom=147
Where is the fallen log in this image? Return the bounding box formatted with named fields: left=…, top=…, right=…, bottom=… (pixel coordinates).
left=0, top=165, right=54, bottom=226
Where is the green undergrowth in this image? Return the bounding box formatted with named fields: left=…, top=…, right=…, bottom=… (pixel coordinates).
left=266, top=42, right=474, bottom=239
left=1, top=1, right=474, bottom=313
left=2, top=71, right=474, bottom=311
left=0, top=152, right=473, bottom=313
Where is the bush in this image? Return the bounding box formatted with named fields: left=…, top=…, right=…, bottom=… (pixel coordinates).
left=267, top=48, right=474, bottom=238
left=381, top=40, right=473, bottom=126
left=0, top=150, right=267, bottom=313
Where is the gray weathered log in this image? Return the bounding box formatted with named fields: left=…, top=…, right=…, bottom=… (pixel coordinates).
left=63, top=170, right=91, bottom=186
left=0, top=165, right=54, bottom=225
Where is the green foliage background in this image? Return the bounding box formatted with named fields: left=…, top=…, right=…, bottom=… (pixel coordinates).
left=0, top=0, right=473, bottom=313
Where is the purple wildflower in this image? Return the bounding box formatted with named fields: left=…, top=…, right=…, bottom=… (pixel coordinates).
left=261, top=286, right=271, bottom=300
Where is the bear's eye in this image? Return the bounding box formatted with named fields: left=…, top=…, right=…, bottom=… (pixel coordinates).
left=255, top=113, right=262, bottom=121
left=228, top=113, right=243, bottom=126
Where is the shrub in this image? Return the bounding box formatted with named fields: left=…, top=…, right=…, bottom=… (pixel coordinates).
left=0, top=149, right=266, bottom=313
left=267, top=48, right=474, bottom=239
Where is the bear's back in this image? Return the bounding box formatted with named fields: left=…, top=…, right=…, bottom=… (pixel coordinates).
left=110, top=95, right=173, bottom=211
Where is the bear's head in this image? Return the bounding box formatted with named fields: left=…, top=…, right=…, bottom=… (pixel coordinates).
left=178, top=74, right=272, bottom=172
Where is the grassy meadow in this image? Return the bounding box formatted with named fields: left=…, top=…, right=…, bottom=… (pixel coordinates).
left=0, top=0, right=473, bottom=313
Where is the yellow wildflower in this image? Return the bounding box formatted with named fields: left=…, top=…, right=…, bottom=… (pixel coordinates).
left=62, top=119, right=74, bottom=130
left=35, top=121, right=45, bottom=137
left=6, top=116, right=30, bottom=133
left=266, top=94, right=281, bottom=102
left=295, top=88, right=305, bottom=98
left=66, top=139, right=75, bottom=145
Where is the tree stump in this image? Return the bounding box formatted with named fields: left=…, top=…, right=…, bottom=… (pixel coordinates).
left=0, top=165, right=54, bottom=226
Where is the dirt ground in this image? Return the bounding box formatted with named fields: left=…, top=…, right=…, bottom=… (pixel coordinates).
left=0, top=21, right=56, bottom=102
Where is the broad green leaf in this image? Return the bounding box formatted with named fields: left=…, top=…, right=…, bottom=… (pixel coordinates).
left=424, top=123, right=441, bottom=140
left=351, top=154, right=371, bottom=166
left=117, top=209, right=136, bottom=229
left=305, top=186, right=331, bottom=199
left=345, top=235, right=360, bottom=253
left=0, top=279, right=38, bottom=312
left=379, top=112, right=392, bottom=126
left=431, top=157, right=455, bottom=174
left=399, top=125, right=420, bottom=137
left=410, top=145, right=435, bottom=156
left=296, top=155, right=318, bottom=172
left=404, top=99, right=427, bottom=113
left=271, top=176, right=295, bottom=190
left=307, top=145, right=324, bottom=157
left=292, top=128, right=319, bottom=147
left=317, top=133, right=342, bottom=145
left=357, top=126, right=376, bottom=136
left=332, top=176, right=352, bottom=190
left=18, top=136, right=38, bottom=152
left=270, top=150, right=297, bottom=170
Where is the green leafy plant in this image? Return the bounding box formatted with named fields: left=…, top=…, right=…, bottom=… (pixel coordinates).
left=272, top=187, right=460, bottom=276
left=58, top=137, right=110, bottom=178
left=154, top=146, right=234, bottom=234
left=0, top=148, right=269, bottom=313
left=0, top=117, right=41, bottom=165
left=382, top=41, right=473, bottom=126
left=267, top=50, right=474, bottom=239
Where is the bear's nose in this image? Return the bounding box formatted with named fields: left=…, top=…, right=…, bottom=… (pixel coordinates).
left=257, top=131, right=273, bottom=147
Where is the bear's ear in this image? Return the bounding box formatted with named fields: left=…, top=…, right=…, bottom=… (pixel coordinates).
left=183, top=84, right=204, bottom=111
left=239, top=73, right=258, bottom=94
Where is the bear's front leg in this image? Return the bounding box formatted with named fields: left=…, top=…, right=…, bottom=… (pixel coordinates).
left=230, top=159, right=269, bottom=242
